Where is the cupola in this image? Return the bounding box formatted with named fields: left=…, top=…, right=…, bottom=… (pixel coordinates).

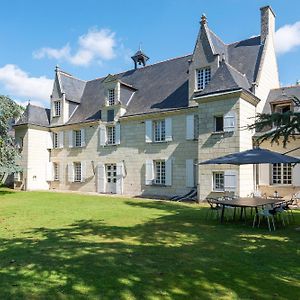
left=131, top=46, right=149, bottom=69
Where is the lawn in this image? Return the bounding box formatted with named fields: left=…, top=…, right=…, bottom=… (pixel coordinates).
left=0, top=188, right=299, bottom=300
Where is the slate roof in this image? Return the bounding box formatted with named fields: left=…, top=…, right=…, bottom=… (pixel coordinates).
left=195, top=61, right=251, bottom=97
left=263, top=85, right=300, bottom=113
left=67, top=54, right=192, bottom=124
left=28, top=22, right=264, bottom=126
left=15, top=104, right=50, bottom=127
left=58, top=72, right=86, bottom=104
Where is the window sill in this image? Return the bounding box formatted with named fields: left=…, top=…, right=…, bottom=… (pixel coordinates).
left=151, top=183, right=168, bottom=187
left=52, top=115, right=60, bottom=118
left=212, top=131, right=225, bottom=135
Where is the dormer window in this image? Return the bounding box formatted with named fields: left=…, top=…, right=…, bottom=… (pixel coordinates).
left=54, top=101, right=61, bottom=117
left=108, top=89, right=115, bottom=106
left=275, top=104, right=291, bottom=113
left=196, top=67, right=211, bottom=90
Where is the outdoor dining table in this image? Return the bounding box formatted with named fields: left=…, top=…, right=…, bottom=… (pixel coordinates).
left=211, top=197, right=282, bottom=223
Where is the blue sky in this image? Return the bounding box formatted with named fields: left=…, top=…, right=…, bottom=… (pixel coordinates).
left=0, top=0, right=300, bottom=107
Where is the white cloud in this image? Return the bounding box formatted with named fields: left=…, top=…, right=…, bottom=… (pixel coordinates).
left=275, top=21, right=300, bottom=54
left=33, top=28, right=116, bottom=66
left=0, top=64, right=52, bottom=105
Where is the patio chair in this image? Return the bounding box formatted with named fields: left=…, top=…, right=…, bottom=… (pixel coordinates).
left=292, top=192, right=300, bottom=207
left=253, top=204, right=276, bottom=231
left=206, top=198, right=222, bottom=220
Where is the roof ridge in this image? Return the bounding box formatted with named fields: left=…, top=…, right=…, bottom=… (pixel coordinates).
left=272, top=85, right=300, bottom=90
left=87, top=53, right=192, bottom=83
left=228, top=35, right=261, bottom=46
left=223, top=61, right=247, bottom=78
left=58, top=70, right=87, bottom=82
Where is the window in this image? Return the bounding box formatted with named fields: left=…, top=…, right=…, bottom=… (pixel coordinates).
left=154, top=160, right=166, bottom=185
left=108, top=89, right=115, bottom=106
left=54, top=101, right=61, bottom=117
left=74, top=130, right=81, bottom=147
left=53, top=133, right=59, bottom=148
left=213, top=172, right=224, bottom=191
left=272, top=163, right=292, bottom=185
left=74, top=162, right=82, bottom=182
left=153, top=120, right=166, bottom=142
left=107, top=126, right=116, bottom=145
left=53, top=163, right=59, bottom=181
left=215, top=116, right=224, bottom=132
left=274, top=103, right=291, bottom=113
left=196, top=67, right=211, bottom=90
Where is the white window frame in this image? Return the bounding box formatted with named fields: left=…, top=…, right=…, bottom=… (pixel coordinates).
left=196, top=67, right=211, bottom=90
left=213, top=172, right=224, bottom=191
left=74, top=162, right=82, bottom=182
left=154, top=160, right=166, bottom=185
left=107, top=126, right=116, bottom=145
left=53, top=101, right=61, bottom=117
left=74, top=130, right=81, bottom=148
left=108, top=89, right=115, bottom=106
left=153, top=120, right=166, bottom=142
left=272, top=163, right=292, bottom=185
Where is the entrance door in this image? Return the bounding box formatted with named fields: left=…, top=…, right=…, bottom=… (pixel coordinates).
left=106, top=164, right=117, bottom=194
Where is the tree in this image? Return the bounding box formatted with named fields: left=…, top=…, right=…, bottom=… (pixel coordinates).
left=0, top=95, right=24, bottom=175
left=248, top=111, right=300, bottom=147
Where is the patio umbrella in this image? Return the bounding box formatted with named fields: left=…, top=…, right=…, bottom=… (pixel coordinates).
left=199, top=147, right=300, bottom=165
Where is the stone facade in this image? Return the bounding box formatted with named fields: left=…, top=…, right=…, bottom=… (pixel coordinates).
left=14, top=6, right=300, bottom=200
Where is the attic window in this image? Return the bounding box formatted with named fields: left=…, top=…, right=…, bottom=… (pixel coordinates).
left=196, top=67, right=211, bottom=90
left=108, top=89, right=115, bottom=106
left=54, top=101, right=61, bottom=117
left=274, top=104, right=291, bottom=113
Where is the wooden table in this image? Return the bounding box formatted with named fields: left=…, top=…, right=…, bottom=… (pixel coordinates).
left=211, top=197, right=282, bottom=223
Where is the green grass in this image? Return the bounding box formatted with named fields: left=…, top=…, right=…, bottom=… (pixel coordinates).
left=0, top=188, right=299, bottom=300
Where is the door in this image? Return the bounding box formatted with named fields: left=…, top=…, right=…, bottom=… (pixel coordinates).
left=106, top=164, right=117, bottom=194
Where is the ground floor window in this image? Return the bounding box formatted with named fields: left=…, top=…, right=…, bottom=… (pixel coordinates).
left=272, top=163, right=292, bottom=185
left=213, top=172, right=224, bottom=191
left=74, top=162, right=82, bottom=182
left=154, top=160, right=166, bottom=185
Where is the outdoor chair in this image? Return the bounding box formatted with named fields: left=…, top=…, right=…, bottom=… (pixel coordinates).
left=206, top=198, right=222, bottom=220
left=292, top=192, right=300, bottom=207
left=278, top=199, right=295, bottom=223
left=253, top=204, right=277, bottom=231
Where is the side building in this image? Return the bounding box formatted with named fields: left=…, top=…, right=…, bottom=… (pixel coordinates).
left=14, top=6, right=300, bottom=200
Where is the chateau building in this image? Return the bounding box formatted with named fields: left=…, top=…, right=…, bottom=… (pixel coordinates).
left=14, top=6, right=300, bottom=200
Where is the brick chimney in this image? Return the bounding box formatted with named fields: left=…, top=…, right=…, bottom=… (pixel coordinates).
left=260, top=6, right=276, bottom=44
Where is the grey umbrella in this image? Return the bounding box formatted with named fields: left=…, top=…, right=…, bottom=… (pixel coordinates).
left=199, top=147, right=300, bottom=165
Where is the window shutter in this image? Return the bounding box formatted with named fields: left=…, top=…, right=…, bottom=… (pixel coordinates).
left=97, top=163, right=106, bottom=193
left=116, top=162, right=124, bottom=194
left=293, top=159, right=300, bottom=186
left=224, top=170, right=237, bottom=192
left=259, top=164, right=270, bottom=185
left=165, top=118, right=172, bottom=141
left=224, top=111, right=236, bottom=132
left=186, top=115, right=195, bottom=140
left=47, top=132, right=53, bottom=149
left=58, top=132, right=64, bottom=148
left=67, top=163, right=74, bottom=183
left=60, top=163, right=64, bottom=183
left=145, top=120, right=153, bottom=143
left=99, top=124, right=107, bottom=146
left=68, top=131, right=73, bottom=148
left=115, top=123, right=121, bottom=145
left=165, top=158, right=172, bottom=186
left=186, top=159, right=195, bottom=187
left=46, top=162, right=54, bottom=181
left=145, top=160, right=154, bottom=185
left=81, top=161, right=86, bottom=182
left=81, top=129, right=86, bottom=147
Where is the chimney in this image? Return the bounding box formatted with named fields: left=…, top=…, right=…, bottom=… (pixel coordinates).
left=260, top=6, right=276, bottom=44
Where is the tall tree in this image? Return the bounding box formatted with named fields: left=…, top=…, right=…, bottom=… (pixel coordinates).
left=248, top=111, right=300, bottom=147
left=0, top=95, right=24, bottom=175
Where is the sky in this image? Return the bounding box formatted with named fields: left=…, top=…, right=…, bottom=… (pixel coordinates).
left=0, top=0, right=300, bottom=108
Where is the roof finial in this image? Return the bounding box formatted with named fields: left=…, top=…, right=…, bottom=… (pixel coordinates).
left=55, top=65, right=60, bottom=72
left=139, top=42, right=142, bottom=51
left=28, top=99, right=31, bottom=106
left=201, top=14, right=207, bottom=26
